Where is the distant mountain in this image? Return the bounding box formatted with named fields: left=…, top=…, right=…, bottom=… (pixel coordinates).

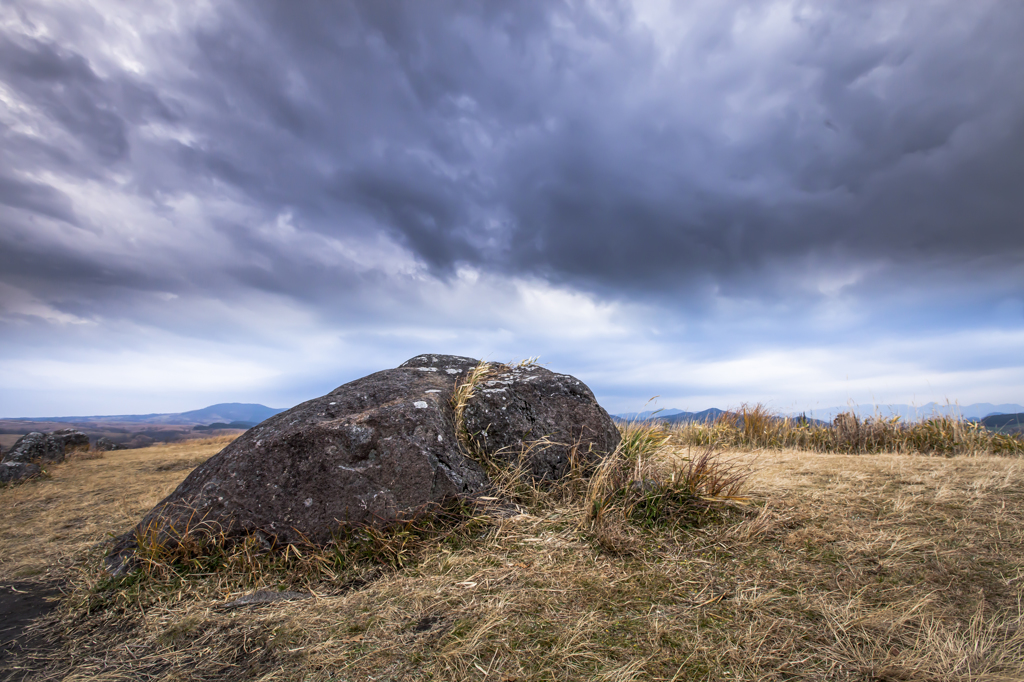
left=795, top=403, right=1024, bottom=422
left=662, top=408, right=728, bottom=425
left=174, top=403, right=284, bottom=425
left=1, top=402, right=286, bottom=426
left=613, top=408, right=727, bottom=424
left=614, top=408, right=686, bottom=421
left=614, top=402, right=1024, bottom=427
left=193, top=420, right=258, bottom=431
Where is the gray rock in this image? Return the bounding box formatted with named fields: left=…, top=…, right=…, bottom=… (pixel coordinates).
left=0, top=461, right=41, bottom=483
left=95, top=437, right=126, bottom=452
left=460, top=363, right=622, bottom=479
left=2, top=432, right=64, bottom=464
left=109, top=354, right=620, bottom=570
left=50, top=428, right=90, bottom=453
left=2, top=429, right=90, bottom=465
left=112, top=355, right=488, bottom=561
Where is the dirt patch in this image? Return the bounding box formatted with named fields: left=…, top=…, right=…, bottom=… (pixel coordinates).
left=0, top=581, right=61, bottom=680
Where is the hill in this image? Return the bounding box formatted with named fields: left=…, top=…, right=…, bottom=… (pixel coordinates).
left=797, top=402, right=1024, bottom=422
left=0, top=403, right=285, bottom=426
left=661, top=408, right=729, bottom=425
left=613, top=408, right=722, bottom=424
left=617, top=403, right=1024, bottom=424
left=0, top=403, right=286, bottom=450
left=980, top=412, right=1024, bottom=434
left=614, top=408, right=830, bottom=427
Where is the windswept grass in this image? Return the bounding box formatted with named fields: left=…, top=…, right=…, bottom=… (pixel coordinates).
left=450, top=360, right=495, bottom=458
left=672, top=403, right=1024, bottom=455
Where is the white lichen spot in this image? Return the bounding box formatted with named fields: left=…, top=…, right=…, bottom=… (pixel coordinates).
left=304, top=498, right=313, bottom=507
left=329, top=402, right=337, bottom=405
left=438, top=434, right=443, bottom=442
left=414, top=401, right=428, bottom=409
left=425, top=389, right=441, bottom=393
left=446, top=368, right=461, bottom=374
left=337, top=464, right=372, bottom=472
left=418, top=367, right=438, bottom=372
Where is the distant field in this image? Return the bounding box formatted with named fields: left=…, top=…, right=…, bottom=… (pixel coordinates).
left=2, top=426, right=1022, bottom=680
left=0, top=420, right=246, bottom=452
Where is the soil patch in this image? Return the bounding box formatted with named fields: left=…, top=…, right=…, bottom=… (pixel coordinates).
left=0, top=580, right=61, bottom=681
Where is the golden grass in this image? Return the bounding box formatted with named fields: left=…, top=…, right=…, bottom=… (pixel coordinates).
left=451, top=360, right=495, bottom=458
left=0, top=436, right=235, bottom=583
left=672, top=403, right=1024, bottom=455
left=4, top=428, right=1024, bottom=680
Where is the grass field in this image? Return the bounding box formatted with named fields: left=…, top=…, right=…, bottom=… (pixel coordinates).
left=2, top=424, right=1024, bottom=681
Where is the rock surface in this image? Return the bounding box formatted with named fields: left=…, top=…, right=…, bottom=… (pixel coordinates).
left=50, top=428, right=90, bottom=453
left=94, top=437, right=126, bottom=452
left=0, top=461, right=41, bottom=483
left=2, top=428, right=91, bottom=466
left=461, top=363, right=623, bottom=479
left=2, top=432, right=64, bottom=465
left=110, top=354, right=620, bottom=568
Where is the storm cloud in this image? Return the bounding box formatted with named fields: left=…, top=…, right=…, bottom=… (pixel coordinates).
left=2, top=0, right=1023, bottom=416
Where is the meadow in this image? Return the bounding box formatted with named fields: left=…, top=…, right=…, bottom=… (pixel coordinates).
left=2, top=412, right=1023, bottom=681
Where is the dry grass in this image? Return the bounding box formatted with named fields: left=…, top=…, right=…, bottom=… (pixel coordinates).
left=451, top=360, right=496, bottom=459
left=672, top=403, right=1024, bottom=455
left=3, top=425, right=1024, bottom=681
left=0, top=436, right=234, bottom=583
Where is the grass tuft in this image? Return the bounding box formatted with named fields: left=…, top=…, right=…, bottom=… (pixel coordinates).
left=451, top=360, right=497, bottom=459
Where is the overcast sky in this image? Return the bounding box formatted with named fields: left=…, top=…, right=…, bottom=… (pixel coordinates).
left=2, top=0, right=1023, bottom=418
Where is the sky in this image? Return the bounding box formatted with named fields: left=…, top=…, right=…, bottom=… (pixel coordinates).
left=1, top=0, right=1023, bottom=418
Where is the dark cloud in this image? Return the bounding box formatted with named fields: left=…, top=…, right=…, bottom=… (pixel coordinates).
left=0, top=173, right=78, bottom=225
left=2, top=0, right=1024, bottom=417
left=0, top=33, right=129, bottom=161
left=162, top=0, right=1024, bottom=298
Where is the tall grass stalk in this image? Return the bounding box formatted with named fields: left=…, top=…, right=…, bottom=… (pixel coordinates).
left=667, top=404, right=1024, bottom=456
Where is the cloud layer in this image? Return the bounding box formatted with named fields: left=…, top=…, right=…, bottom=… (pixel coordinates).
left=2, top=0, right=1023, bottom=416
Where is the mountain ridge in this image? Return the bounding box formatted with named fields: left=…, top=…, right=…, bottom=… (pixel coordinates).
left=614, top=402, right=1024, bottom=424
left=0, top=403, right=285, bottom=426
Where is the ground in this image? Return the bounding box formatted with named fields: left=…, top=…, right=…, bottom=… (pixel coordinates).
left=1, top=437, right=1022, bottom=681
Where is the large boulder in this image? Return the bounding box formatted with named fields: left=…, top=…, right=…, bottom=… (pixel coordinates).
left=110, top=355, right=620, bottom=567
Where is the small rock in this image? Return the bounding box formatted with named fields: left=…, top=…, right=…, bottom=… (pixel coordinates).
left=95, top=437, right=126, bottom=452
left=0, top=461, right=42, bottom=483
left=50, top=428, right=90, bottom=453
